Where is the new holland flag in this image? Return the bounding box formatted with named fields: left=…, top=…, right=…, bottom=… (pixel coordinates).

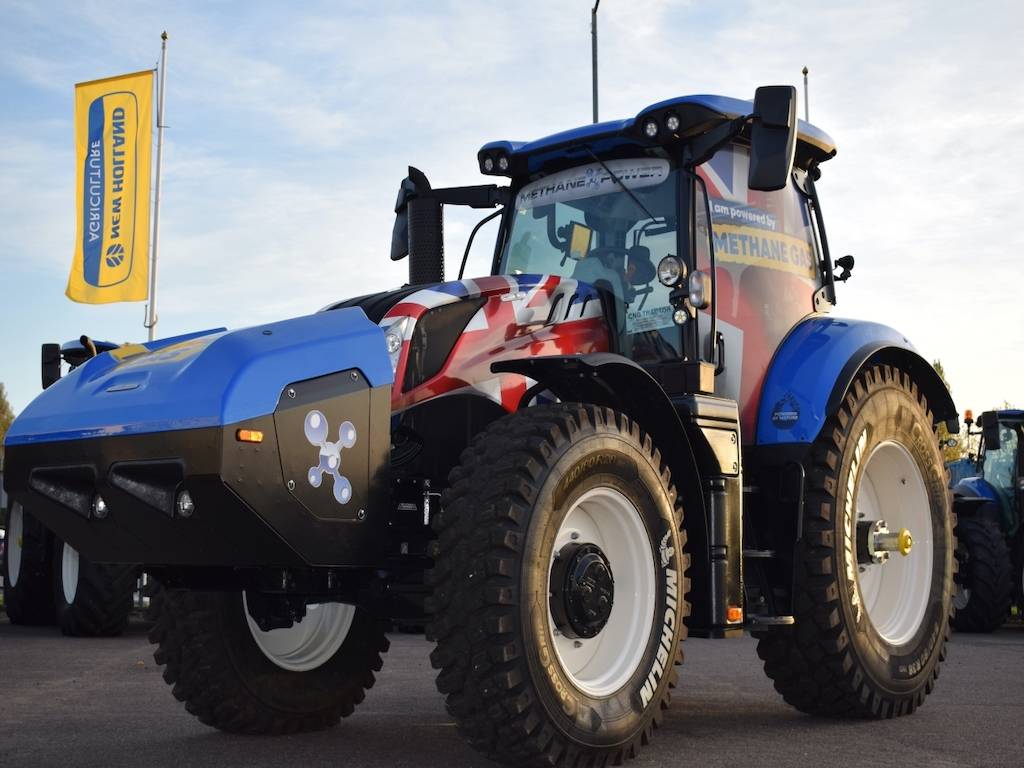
left=67, top=70, right=153, bottom=303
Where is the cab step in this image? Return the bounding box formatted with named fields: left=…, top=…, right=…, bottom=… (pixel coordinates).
left=745, top=614, right=795, bottom=627
left=743, top=549, right=776, bottom=559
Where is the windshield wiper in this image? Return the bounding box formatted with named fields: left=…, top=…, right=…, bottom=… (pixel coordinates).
left=585, top=147, right=659, bottom=223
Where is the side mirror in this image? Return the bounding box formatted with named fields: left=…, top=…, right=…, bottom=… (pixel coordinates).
left=41, top=343, right=61, bottom=390
left=748, top=85, right=798, bottom=192
left=390, top=167, right=436, bottom=263
left=981, top=416, right=1001, bottom=451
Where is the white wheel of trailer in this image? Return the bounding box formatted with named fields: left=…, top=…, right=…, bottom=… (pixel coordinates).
left=855, top=440, right=934, bottom=646
left=548, top=486, right=657, bottom=697
left=60, top=542, right=80, bottom=604
left=7, top=503, right=24, bottom=587
left=243, top=594, right=356, bottom=672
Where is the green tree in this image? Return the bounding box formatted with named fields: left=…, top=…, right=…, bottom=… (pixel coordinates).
left=932, top=360, right=961, bottom=463
left=0, top=382, right=13, bottom=461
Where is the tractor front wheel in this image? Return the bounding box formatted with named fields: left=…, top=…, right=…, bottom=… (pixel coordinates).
left=756, top=365, right=953, bottom=717
left=2, top=503, right=56, bottom=626
left=428, top=404, right=689, bottom=767
left=149, top=589, right=388, bottom=734
left=52, top=539, right=137, bottom=637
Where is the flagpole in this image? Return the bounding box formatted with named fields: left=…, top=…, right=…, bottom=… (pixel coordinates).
left=146, top=31, right=168, bottom=341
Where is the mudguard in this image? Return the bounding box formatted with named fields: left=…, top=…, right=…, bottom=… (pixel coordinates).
left=3, top=309, right=393, bottom=569
left=755, top=316, right=957, bottom=445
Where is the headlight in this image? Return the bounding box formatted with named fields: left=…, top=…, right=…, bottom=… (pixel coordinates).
left=672, top=308, right=689, bottom=325
left=688, top=270, right=711, bottom=310
left=482, top=156, right=495, bottom=173
left=643, top=119, right=658, bottom=138
left=380, top=317, right=411, bottom=376
left=497, top=155, right=510, bottom=172
left=656, top=255, right=685, bottom=287
left=665, top=113, right=680, bottom=132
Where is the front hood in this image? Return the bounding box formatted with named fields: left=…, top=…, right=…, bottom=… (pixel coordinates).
left=5, top=309, right=390, bottom=446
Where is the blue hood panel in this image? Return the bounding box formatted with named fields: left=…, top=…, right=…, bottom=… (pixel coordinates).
left=5, top=308, right=390, bottom=446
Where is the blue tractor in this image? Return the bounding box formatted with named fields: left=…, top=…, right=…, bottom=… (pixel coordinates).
left=950, top=409, right=1023, bottom=631
left=3, top=86, right=958, bottom=765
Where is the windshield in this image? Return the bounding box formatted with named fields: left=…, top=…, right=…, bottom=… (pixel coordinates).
left=983, top=423, right=1020, bottom=508
left=500, top=158, right=681, bottom=362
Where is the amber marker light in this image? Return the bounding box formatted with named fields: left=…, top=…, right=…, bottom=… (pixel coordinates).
left=727, top=606, right=743, bottom=623
left=236, top=429, right=264, bottom=443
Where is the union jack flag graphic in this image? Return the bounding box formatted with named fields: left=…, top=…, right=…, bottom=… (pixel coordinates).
left=383, top=274, right=608, bottom=413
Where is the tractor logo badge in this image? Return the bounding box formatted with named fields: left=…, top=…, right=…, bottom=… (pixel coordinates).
left=303, top=410, right=357, bottom=504
left=770, top=393, right=801, bottom=429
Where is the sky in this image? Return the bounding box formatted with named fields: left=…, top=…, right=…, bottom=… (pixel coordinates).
left=0, top=0, right=1021, bottom=419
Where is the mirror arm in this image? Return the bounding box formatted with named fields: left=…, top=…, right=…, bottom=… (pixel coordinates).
left=682, top=116, right=748, bottom=170
left=432, top=184, right=510, bottom=209
left=804, top=163, right=837, bottom=306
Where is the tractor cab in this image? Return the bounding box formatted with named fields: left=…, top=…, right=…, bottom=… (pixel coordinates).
left=392, top=89, right=842, bottom=437
left=965, top=410, right=1024, bottom=532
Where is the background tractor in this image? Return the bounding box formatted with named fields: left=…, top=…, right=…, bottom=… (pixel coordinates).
left=950, top=409, right=1023, bottom=631
left=3, top=86, right=958, bottom=766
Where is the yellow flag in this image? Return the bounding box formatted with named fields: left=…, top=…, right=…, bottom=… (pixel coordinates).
left=67, top=70, right=153, bottom=304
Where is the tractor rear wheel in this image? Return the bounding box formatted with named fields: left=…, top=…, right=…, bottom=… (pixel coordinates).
left=3, top=503, right=56, bottom=625
left=756, top=365, right=953, bottom=717
left=149, top=589, right=388, bottom=734
left=428, top=404, right=689, bottom=767
left=52, top=539, right=137, bottom=637
left=951, top=517, right=1011, bottom=633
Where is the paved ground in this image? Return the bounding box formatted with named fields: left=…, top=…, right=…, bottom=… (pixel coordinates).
left=1, top=617, right=1022, bottom=768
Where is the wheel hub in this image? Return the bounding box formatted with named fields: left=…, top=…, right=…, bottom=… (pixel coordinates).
left=857, top=518, right=913, bottom=565
left=549, top=543, right=615, bottom=639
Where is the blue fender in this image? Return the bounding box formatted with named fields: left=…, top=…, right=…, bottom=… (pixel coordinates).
left=755, top=316, right=957, bottom=445
left=953, top=476, right=998, bottom=503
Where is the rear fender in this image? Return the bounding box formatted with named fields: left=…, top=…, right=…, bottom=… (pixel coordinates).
left=755, top=316, right=958, bottom=446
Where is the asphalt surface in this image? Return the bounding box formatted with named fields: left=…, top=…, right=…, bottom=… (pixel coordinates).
left=1, top=616, right=1022, bottom=768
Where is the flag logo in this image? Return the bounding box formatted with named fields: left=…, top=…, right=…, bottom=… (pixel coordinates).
left=105, top=243, right=125, bottom=268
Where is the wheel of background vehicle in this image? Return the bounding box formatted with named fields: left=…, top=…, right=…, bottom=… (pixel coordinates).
left=756, top=365, right=953, bottom=718
left=951, top=517, right=1011, bottom=633
left=52, top=538, right=137, bottom=637
left=428, top=404, right=689, bottom=767
left=148, top=589, right=389, bottom=734
left=2, top=502, right=56, bottom=625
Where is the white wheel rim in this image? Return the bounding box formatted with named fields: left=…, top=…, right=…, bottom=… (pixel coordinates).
left=548, top=487, right=657, bottom=697
left=243, top=593, right=355, bottom=672
left=61, top=542, right=80, bottom=604
left=7, top=503, right=24, bottom=587
left=855, top=441, right=934, bottom=646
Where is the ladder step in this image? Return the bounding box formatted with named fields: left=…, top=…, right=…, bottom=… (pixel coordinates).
left=746, top=615, right=795, bottom=626
left=743, top=549, right=776, bottom=558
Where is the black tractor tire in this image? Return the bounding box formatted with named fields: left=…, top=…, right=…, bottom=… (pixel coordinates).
left=52, top=538, right=137, bottom=637
left=951, top=517, right=1012, bottom=633
left=756, top=365, right=954, bottom=718
left=148, top=589, right=389, bottom=734
left=3, top=502, right=56, bottom=625
left=428, top=404, right=689, bottom=767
